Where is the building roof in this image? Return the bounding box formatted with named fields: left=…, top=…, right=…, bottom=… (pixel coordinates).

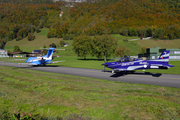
left=8, top=51, right=31, bottom=55
left=32, top=50, right=42, bottom=53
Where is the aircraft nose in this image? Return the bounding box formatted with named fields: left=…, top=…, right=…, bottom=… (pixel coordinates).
left=102, top=63, right=108, bottom=67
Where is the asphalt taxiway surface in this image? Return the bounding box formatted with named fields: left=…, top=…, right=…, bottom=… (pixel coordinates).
left=0, top=61, right=180, bottom=88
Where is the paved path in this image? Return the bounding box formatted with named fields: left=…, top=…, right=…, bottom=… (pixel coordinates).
left=0, top=61, right=180, bottom=88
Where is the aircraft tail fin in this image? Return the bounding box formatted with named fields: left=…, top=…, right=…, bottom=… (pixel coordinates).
left=158, top=50, right=170, bottom=63
left=43, top=48, right=55, bottom=59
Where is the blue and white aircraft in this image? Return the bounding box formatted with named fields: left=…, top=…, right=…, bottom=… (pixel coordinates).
left=102, top=50, right=174, bottom=73
left=19, top=48, right=64, bottom=66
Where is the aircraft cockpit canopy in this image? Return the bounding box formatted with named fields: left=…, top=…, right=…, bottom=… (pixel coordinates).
left=117, top=55, right=135, bottom=62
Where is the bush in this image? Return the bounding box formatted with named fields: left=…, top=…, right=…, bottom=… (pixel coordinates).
left=13, top=45, right=21, bottom=52
left=120, top=28, right=128, bottom=36
left=16, top=36, right=23, bottom=41
left=128, top=27, right=137, bottom=36
left=35, top=27, right=41, bottom=33
left=59, top=40, right=65, bottom=47
left=123, top=38, right=128, bottom=42
left=27, top=33, right=35, bottom=41
left=50, top=43, right=56, bottom=48
left=146, top=27, right=152, bottom=37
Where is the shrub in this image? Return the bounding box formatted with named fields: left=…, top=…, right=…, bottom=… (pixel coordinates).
left=27, top=33, right=35, bottom=41
left=16, top=36, right=23, bottom=41
left=50, top=43, right=56, bottom=48
left=35, top=27, right=41, bottom=33
left=13, top=45, right=21, bottom=52
left=59, top=40, right=65, bottom=47
left=123, top=38, right=128, bottom=42
left=128, top=27, right=137, bottom=36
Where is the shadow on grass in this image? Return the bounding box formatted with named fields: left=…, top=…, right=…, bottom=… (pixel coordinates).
left=109, top=71, right=162, bottom=78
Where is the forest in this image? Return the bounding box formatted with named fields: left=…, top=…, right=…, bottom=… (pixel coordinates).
left=0, top=0, right=180, bottom=48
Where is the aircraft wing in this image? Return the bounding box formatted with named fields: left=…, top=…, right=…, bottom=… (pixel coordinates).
left=46, top=60, right=65, bottom=64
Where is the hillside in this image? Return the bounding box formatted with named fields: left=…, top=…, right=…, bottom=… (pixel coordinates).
left=1, top=0, right=180, bottom=54
left=5, top=29, right=180, bottom=56
left=0, top=0, right=180, bottom=45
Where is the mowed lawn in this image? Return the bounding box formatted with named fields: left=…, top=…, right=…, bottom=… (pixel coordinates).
left=0, top=66, right=180, bottom=119
left=136, top=39, right=180, bottom=49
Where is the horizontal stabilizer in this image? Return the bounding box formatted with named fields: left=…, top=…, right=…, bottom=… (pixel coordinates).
left=47, top=60, right=65, bottom=64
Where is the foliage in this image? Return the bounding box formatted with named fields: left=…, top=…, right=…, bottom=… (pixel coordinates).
left=72, top=34, right=92, bottom=59
left=27, top=33, right=35, bottom=41
left=16, top=36, right=23, bottom=41
left=11, top=113, right=33, bottom=120
left=50, top=43, right=56, bottom=48
left=35, top=27, right=41, bottom=33
left=59, top=40, right=65, bottom=47
left=0, top=0, right=179, bottom=41
left=140, top=46, right=147, bottom=54
left=91, top=34, right=117, bottom=61
left=13, top=45, right=21, bottom=52
left=115, top=46, right=130, bottom=57
left=0, top=39, right=5, bottom=48
left=47, top=22, right=69, bottom=38
left=63, top=34, right=75, bottom=40
left=42, top=45, right=48, bottom=55
left=67, top=0, right=180, bottom=39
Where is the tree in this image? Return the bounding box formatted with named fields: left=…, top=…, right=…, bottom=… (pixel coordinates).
left=42, top=45, right=48, bottom=55
left=51, top=43, right=56, bottom=48
left=140, top=47, right=146, bottom=57
left=13, top=45, right=21, bottom=52
left=59, top=40, right=65, bottom=47
left=91, top=34, right=117, bottom=61
left=115, top=46, right=130, bottom=57
left=27, top=33, right=35, bottom=41
left=72, top=34, right=92, bottom=59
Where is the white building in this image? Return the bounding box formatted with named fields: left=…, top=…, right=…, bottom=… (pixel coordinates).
left=0, top=49, right=9, bottom=58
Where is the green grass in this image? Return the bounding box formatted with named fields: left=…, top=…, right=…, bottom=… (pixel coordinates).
left=34, top=28, right=49, bottom=36
left=0, top=66, right=180, bottom=119
left=111, top=34, right=141, bottom=55
left=136, top=39, right=180, bottom=49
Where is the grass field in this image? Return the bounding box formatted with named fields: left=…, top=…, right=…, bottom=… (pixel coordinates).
left=136, top=39, right=180, bottom=49
left=0, top=66, right=180, bottom=119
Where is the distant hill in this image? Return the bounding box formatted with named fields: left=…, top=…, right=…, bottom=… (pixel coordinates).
left=0, top=0, right=180, bottom=50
